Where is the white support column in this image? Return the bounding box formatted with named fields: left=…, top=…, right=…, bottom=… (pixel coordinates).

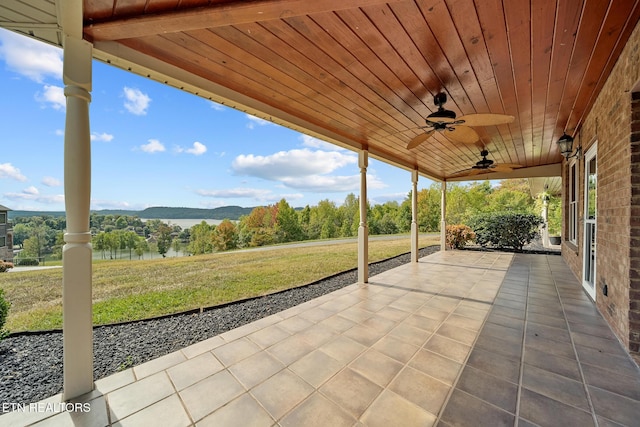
left=358, top=150, right=369, bottom=284
left=62, top=34, right=94, bottom=400
left=542, top=197, right=549, bottom=247
left=440, top=180, right=447, bottom=251
left=411, top=170, right=419, bottom=263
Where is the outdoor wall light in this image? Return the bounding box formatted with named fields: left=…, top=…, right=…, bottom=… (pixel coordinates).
left=557, top=133, right=581, bottom=160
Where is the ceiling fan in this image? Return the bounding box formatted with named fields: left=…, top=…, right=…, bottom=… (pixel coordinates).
left=449, top=149, right=523, bottom=178
left=407, top=93, right=515, bottom=149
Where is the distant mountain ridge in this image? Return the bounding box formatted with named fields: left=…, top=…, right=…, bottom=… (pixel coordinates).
left=8, top=206, right=255, bottom=221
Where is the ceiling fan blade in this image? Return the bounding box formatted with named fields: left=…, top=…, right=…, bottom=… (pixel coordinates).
left=444, top=125, right=479, bottom=144
left=407, top=130, right=435, bottom=149
left=491, top=163, right=523, bottom=172
left=449, top=168, right=484, bottom=178
left=492, top=165, right=515, bottom=172
left=458, top=113, right=515, bottom=126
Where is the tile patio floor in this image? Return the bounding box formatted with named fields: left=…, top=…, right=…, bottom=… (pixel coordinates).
left=2, top=250, right=640, bottom=426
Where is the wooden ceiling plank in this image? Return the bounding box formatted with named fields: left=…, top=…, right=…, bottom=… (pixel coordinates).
left=112, top=0, right=148, bottom=17
left=302, top=12, right=427, bottom=129
left=328, top=8, right=427, bottom=122
left=555, top=0, right=609, bottom=134
left=503, top=0, right=533, bottom=166
left=358, top=4, right=438, bottom=116
left=389, top=1, right=469, bottom=117
left=445, top=0, right=516, bottom=165
left=84, top=0, right=116, bottom=21
left=213, top=23, right=390, bottom=139
left=473, top=0, right=526, bottom=166
left=566, top=0, right=639, bottom=133
left=413, top=0, right=508, bottom=174
left=260, top=19, right=415, bottom=139
left=188, top=27, right=372, bottom=138
left=417, top=1, right=490, bottom=116
left=142, top=32, right=367, bottom=145
left=85, top=0, right=405, bottom=41
left=145, top=0, right=182, bottom=15
left=542, top=0, right=583, bottom=165
left=570, top=3, right=640, bottom=134
left=531, top=0, right=555, bottom=166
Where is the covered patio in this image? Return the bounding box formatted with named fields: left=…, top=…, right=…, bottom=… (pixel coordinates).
left=2, top=250, right=639, bottom=426
left=2, top=0, right=640, bottom=422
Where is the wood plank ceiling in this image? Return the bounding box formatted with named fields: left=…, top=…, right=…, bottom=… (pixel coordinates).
left=6, top=0, right=640, bottom=181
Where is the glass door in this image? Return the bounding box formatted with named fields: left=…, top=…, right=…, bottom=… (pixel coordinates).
left=583, top=144, right=597, bottom=300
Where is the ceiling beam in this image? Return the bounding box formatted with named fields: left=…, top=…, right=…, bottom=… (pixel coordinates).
left=85, top=0, right=403, bottom=41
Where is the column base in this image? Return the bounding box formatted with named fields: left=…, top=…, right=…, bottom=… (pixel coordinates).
left=411, top=222, right=419, bottom=263
left=358, top=226, right=368, bottom=283
left=62, top=242, right=93, bottom=400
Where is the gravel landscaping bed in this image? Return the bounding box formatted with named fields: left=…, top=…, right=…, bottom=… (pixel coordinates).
left=0, top=246, right=439, bottom=407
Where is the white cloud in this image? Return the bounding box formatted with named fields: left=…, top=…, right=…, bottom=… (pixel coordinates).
left=0, top=29, right=62, bottom=82
left=37, top=85, right=65, bottom=110
left=140, top=139, right=165, bottom=153
left=246, top=114, right=274, bottom=129
left=91, top=132, right=114, bottom=142
left=55, top=129, right=64, bottom=136
left=23, top=186, right=39, bottom=195
left=187, top=141, right=207, bottom=155
left=123, top=87, right=151, bottom=115
left=280, top=193, right=305, bottom=201
left=209, top=101, right=226, bottom=111
left=276, top=174, right=386, bottom=193
left=196, top=188, right=273, bottom=200
left=4, top=187, right=64, bottom=204
left=300, top=134, right=344, bottom=151
left=196, top=187, right=299, bottom=204
left=0, top=163, right=27, bottom=181
left=229, top=148, right=379, bottom=193
left=42, top=176, right=61, bottom=187
left=232, top=149, right=356, bottom=180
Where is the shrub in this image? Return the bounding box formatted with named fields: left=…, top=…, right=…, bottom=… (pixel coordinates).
left=0, top=289, right=10, bottom=340
left=0, top=261, right=14, bottom=273
left=16, top=258, right=39, bottom=266
left=445, top=224, right=476, bottom=249
left=469, top=212, right=544, bottom=251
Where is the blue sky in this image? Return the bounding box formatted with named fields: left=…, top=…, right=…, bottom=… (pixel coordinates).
left=0, top=28, right=432, bottom=212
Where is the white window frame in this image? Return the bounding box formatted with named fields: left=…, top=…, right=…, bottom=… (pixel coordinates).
left=568, top=160, right=578, bottom=244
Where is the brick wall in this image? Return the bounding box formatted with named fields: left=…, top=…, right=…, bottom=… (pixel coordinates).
left=630, top=93, right=640, bottom=356
left=562, top=19, right=640, bottom=362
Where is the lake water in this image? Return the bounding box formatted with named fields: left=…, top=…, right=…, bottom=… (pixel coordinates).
left=141, top=218, right=226, bottom=229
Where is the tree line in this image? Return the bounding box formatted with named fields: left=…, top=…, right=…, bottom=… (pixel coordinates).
left=185, top=179, right=542, bottom=255
left=10, top=179, right=551, bottom=260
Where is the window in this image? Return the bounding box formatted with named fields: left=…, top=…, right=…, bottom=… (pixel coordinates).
left=0, top=213, right=5, bottom=224
left=0, top=236, right=5, bottom=247
left=568, top=160, right=578, bottom=244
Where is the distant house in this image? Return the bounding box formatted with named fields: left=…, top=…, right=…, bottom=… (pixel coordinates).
left=0, top=204, right=13, bottom=262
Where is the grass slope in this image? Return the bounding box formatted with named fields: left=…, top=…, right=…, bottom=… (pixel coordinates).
left=3, top=236, right=439, bottom=332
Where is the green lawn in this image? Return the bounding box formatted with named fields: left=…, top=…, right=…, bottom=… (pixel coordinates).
left=2, top=236, right=439, bottom=332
